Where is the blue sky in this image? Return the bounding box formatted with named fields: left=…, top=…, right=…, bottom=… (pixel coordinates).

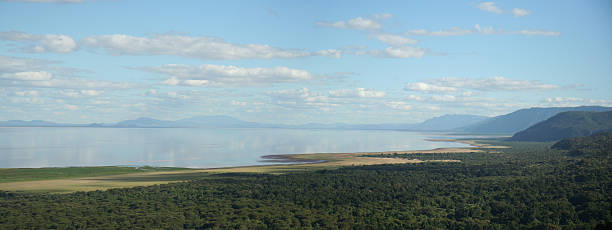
left=0, top=0, right=611, bottom=124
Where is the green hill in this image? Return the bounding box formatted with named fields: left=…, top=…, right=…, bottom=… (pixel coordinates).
left=509, top=111, right=612, bottom=142
left=551, top=132, right=612, bottom=156
left=457, top=106, right=611, bottom=134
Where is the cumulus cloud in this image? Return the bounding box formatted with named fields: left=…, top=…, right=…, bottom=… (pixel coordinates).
left=64, top=104, right=78, bottom=111
left=0, top=31, right=78, bottom=53
left=512, top=8, right=530, bottom=17
left=431, top=95, right=457, bottom=102
left=406, top=24, right=560, bottom=37
left=405, top=82, right=457, bottom=93
left=268, top=88, right=337, bottom=110
left=365, top=46, right=428, bottom=58
left=0, top=56, right=51, bottom=73
left=81, top=34, right=340, bottom=60
left=14, top=90, right=39, bottom=97
left=476, top=2, right=530, bottom=18
left=267, top=87, right=389, bottom=111
left=405, top=27, right=473, bottom=36
left=406, top=77, right=560, bottom=93
left=384, top=101, right=412, bottom=110
left=328, top=88, right=386, bottom=98
left=317, top=14, right=392, bottom=31
left=542, top=97, right=612, bottom=107
left=0, top=56, right=134, bottom=90
left=317, top=17, right=382, bottom=30
left=1, top=71, right=53, bottom=81
left=137, top=64, right=315, bottom=87
left=58, top=89, right=103, bottom=98
left=476, top=2, right=503, bottom=14
left=374, top=34, right=418, bottom=46
left=509, top=30, right=561, bottom=36
left=544, top=97, right=583, bottom=103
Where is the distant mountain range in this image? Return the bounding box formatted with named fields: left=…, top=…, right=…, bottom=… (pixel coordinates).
left=2, top=106, right=610, bottom=134
left=0, top=114, right=488, bottom=131
left=509, top=111, right=612, bottom=142
left=455, top=106, right=611, bottom=134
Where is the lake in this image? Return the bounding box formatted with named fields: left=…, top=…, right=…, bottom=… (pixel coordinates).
left=0, top=127, right=468, bottom=168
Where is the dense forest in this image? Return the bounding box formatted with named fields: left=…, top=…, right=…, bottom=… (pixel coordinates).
left=1, top=136, right=610, bottom=229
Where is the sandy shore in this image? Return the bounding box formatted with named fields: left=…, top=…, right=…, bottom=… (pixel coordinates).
left=0, top=139, right=504, bottom=193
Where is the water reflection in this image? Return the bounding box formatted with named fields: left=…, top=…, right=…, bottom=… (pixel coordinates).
left=0, top=127, right=468, bottom=168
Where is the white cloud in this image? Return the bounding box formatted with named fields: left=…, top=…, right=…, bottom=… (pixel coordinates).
left=0, top=31, right=78, bottom=53
left=317, top=14, right=392, bottom=31
left=14, top=90, right=39, bottom=97
left=408, top=77, right=560, bottom=92
left=317, top=17, right=382, bottom=30
left=541, top=97, right=612, bottom=107
left=405, top=27, right=473, bottom=36
left=328, top=88, right=386, bottom=98
left=231, top=100, right=248, bottom=106
left=373, top=13, right=393, bottom=20
left=385, top=101, right=412, bottom=110
left=0, top=56, right=131, bottom=91
left=5, top=76, right=133, bottom=89
left=406, top=25, right=560, bottom=37
left=92, top=100, right=111, bottom=105
left=544, top=97, right=583, bottom=103
left=1, top=71, right=52, bottom=81
left=81, top=34, right=340, bottom=60
left=79, top=90, right=102, bottom=96
left=374, top=34, right=418, bottom=46
left=139, top=64, right=315, bottom=87
left=166, top=92, right=190, bottom=100
left=461, top=91, right=474, bottom=96
left=0, top=56, right=50, bottom=73
left=431, top=95, right=457, bottom=102
left=268, top=88, right=338, bottom=110
left=512, top=8, right=530, bottom=17
left=64, top=104, right=78, bottom=111
left=476, top=2, right=504, bottom=14
left=57, top=89, right=102, bottom=98
left=511, top=30, right=561, bottom=36
left=407, top=95, right=423, bottom=101
left=405, top=82, right=457, bottom=93
left=476, top=2, right=531, bottom=18
left=366, top=46, right=428, bottom=58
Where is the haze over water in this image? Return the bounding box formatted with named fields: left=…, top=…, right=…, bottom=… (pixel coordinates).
left=0, top=127, right=467, bottom=168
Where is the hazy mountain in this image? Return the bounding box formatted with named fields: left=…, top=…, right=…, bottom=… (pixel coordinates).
left=115, top=117, right=177, bottom=127
left=509, top=111, right=612, bottom=142
left=456, top=106, right=612, bottom=134
left=413, top=114, right=489, bottom=131
left=0, top=120, right=66, bottom=127
left=175, top=115, right=265, bottom=128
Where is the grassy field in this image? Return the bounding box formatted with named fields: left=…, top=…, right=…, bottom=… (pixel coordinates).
left=0, top=140, right=495, bottom=193
left=0, top=166, right=192, bottom=183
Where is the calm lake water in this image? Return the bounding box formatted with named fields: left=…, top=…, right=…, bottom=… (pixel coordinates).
left=0, top=127, right=468, bottom=168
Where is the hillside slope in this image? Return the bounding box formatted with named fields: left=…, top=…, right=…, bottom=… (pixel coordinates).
left=457, top=106, right=611, bottom=134
left=509, top=111, right=612, bottom=142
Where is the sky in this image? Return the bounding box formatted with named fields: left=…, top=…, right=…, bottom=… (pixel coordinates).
left=0, top=0, right=611, bottom=124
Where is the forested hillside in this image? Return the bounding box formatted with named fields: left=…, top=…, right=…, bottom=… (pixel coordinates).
left=510, top=111, right=612, bottom=142
left=552, top=132, right=612, bottom=156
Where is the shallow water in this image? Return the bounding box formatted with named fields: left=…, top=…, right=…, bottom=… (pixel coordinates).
left=0, top=127, right=468, bottom=168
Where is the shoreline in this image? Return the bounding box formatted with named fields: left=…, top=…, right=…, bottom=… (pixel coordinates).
left=0, top=138, right=506, bottom=193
